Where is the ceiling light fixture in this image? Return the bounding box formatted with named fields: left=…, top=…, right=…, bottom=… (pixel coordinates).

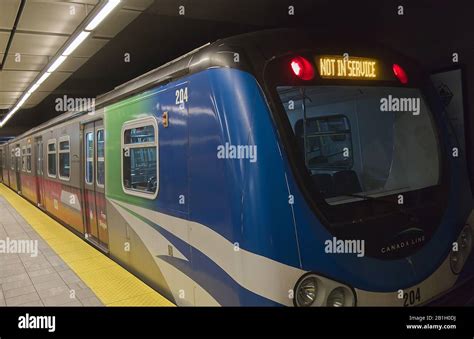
left=63, top=31, right=91, bottom=56
left=0, top=0, right=121, bottom=128
left=47, top=55, right=67, bottom=73
left=86, top=0, right=121, bottom=31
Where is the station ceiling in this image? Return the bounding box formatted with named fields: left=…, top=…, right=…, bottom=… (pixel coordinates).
left=0, top=0, right=473, bottom=137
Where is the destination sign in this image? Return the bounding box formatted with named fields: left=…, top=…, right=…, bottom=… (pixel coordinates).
left=317, top=55, right=378, bottom=80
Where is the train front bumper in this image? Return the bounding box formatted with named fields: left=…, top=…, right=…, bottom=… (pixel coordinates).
left=354, top=223, right=473, bottom=306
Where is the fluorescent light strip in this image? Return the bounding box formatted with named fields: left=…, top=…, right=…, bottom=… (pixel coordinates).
left=5, top=107, right=18, bottom=117
left=86, top=0, right=121, bottom=31
left=28, top=83, right=40, bottom=94
left=26, top=72, right=51, bottom=96
left=1, top=109, right=17, bottom=127
left=0, top=92, right=27, bottom=126
left=47, top=55, right=67, bottom=73
left=17, top=92, right=32, bottom=107
left=36, top=72, right=51, bottom=86
left=63, top=31, right=90, bottom=56
left=1, top=0, right=121, bottom=127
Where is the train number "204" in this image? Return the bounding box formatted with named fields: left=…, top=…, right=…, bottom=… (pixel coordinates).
left=403, top=287, right=421, bottom=307
left=175, top=87, right=188, bottom=105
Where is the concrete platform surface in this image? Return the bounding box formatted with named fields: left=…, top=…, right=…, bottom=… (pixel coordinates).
left=0, top=184, right=174, bottom=307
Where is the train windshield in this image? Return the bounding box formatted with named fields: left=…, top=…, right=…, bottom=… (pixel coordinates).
left=277, top=86, right=440, bottom=205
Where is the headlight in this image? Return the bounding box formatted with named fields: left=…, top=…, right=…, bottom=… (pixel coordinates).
left=450, top=250, right=464, bottom=274
left=294, top=273, right=355, bottom=307
left=327, top=287, right=346, bottom=307
left=460, top=225, right=472, bottom=255
left=450, top=225, right=473, bottom=274
left=295, top=276, right=318, bottom=307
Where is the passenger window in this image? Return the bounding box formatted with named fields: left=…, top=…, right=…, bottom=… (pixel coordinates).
left=26, top=145, right=32, bottom=173
left=295, top=115, right=353, bottom=170
left=122, top=119, right=158, bottom=198
left=59, top=137, right=70, bottom=180
left=36, top=143, right=42, bottom=176
left=47, top=140, right=57, bottom=177
left=11, top=150, right=15, bottom=170
left=21, top=147, right=26, bottom=172
left=85, top=132, right=93, bottom=184
left=96, top=129, right=105, bottom=187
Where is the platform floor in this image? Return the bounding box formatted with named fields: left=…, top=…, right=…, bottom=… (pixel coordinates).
left=0, top=184, right=174, bottom=307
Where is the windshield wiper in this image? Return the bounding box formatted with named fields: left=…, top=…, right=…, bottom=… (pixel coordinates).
left=344, top=193, right=387, bottom=201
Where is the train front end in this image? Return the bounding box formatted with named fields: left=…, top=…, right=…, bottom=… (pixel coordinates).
left=259, top=36, right=474, bottom=306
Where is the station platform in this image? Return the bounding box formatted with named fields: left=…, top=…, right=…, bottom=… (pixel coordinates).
left=0, top=184, right=174, bottom=307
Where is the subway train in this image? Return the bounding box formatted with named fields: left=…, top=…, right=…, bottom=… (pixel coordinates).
left=0, top=29, right=473, bottom=306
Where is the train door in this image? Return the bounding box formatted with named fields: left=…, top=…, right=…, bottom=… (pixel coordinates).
left=3, top=147, right=7, bottom=184
left=9, top=147, right=16, bottom=190
left=35, top=137, right=45, bottom=208
left=83, top=120, right=109, bottom=251
left=15, top=144, right=21, bottom=192
left=3, top=145, right=10, bottom=186
left=0, top=149, right=3, bottom=182
left=6, top=148, right=10, bottom=186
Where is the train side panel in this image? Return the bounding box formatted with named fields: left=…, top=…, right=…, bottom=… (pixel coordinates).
left=18, top=137, right=38, bottom=204
left=104, top=86, right=188, bottom=304
left=102, top=68, right=302, bottom=306
left=39, top=122, right=84, bottom=234
left=8, top=143, right=19, bottom=192
left=1, top=145, right=9, bottom=186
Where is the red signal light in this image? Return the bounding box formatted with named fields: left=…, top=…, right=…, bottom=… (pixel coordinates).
left=392, top=64, right=408, bottom=84
left=290, top=56, right=315, bottom=80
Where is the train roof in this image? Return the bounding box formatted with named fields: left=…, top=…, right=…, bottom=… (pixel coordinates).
left=4, top=28, right=414, bottom=144
left=4, top=29, right=277, bottom=144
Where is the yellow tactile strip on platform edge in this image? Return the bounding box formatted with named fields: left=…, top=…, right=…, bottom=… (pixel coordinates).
left=0, top=184, right=174, bottom=307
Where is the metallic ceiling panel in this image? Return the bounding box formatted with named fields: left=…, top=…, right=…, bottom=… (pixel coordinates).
left=0, top=70, right=39, bottom=92
left=37, top=71, right=72, bottom=91
left=9, top=32, right=68, bottom=56
left=93, top=9, right=141, bottom=38
left=0, top=32, right=10, bottom=54
left=26, top=90, right=52, bottom=106
left=0, top=91, right=22, bottom=105
left=1, top=0, right=146, bottom=112
left=1, top=53, right=50, bottom=71
left=0, top=0, right=21, bottom=30
left=18, top=1, right=88, bottom=35
left=0, top=72, right=72, bottom=109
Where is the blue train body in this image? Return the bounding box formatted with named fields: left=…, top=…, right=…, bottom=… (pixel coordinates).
left=105, top=65, right=474, bottom=306
left=4, top=30, right=472, bottom=307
